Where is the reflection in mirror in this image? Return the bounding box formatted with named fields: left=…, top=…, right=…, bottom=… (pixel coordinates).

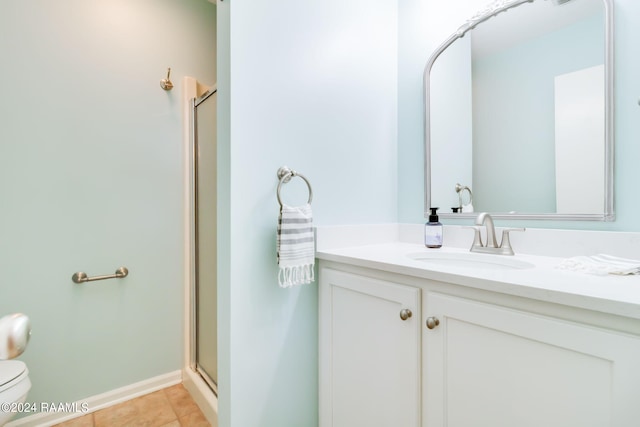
left=424, top=0, right=614, bottom=221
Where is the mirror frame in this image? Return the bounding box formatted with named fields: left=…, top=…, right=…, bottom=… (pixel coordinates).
left=424, top=0, right=614, bottom=221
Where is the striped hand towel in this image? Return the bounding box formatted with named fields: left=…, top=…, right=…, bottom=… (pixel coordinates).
left=277, top=203, right=315, bottom=288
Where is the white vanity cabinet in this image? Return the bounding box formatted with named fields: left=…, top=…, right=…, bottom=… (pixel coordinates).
left=319, top=262, right=640, bottom=427
left=424, top=291, right=640, bottom=427
left=318, top=267, right=421, bottom=427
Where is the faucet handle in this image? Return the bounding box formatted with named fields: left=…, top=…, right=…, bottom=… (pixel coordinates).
left=499, top=228, right=525, bottom=255
left=463, top=226, right=484, bottom=250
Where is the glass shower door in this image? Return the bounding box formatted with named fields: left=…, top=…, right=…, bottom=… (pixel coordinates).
left=192, top=88, right=217, bottom=393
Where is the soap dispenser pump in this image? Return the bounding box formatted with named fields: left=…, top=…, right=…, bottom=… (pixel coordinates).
left=425, top=207, right=443, bottom=248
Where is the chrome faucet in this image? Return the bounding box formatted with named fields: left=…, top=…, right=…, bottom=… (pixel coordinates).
left=469, top=212, right=525, bottom=255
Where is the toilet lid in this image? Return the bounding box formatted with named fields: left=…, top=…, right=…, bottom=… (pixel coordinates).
left=0, top=361, right=27, bottom=387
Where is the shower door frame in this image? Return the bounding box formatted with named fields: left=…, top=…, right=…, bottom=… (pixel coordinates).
left=190, top=87, right=218, bottom=395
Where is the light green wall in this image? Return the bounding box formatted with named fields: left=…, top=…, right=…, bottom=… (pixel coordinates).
left=472, top=14, right=603, bottom=213
left=429, top=36, right=473, bottom=211
left=0, top=0, right=216, bottom=407
left=399, top=0, right=640, bottom=231
left=217, top=0, right=398, bottom=425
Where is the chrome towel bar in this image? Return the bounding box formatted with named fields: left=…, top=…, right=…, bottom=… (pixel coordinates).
left=72, top=267, right=129, bottom=284
left=276, top=166, right=313, bottom=207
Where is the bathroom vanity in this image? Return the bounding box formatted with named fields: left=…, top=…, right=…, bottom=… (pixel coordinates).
left=317, top=0, right=629, bottom=423
left=317, top=226, right=640, bottom=427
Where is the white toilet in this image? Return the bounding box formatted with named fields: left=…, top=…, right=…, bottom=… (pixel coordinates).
left=0, top=313, right=32, bottom=426
left=0, top=361, right=31, bottom=425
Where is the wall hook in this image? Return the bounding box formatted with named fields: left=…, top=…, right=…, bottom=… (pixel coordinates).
left=160, top=67, right=174, bottom=91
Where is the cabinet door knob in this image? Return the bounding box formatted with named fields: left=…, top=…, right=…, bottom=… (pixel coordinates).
left=399, top=309, right=413, bottom=321
left=426, top=316, right=440, bottom=329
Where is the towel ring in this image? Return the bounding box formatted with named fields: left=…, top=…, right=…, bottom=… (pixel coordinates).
left=277, top=166, right=313, bottom=207
left=455, top=183, right=473, bottom=206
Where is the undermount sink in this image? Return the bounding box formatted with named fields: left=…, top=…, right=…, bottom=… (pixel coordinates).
left=407, top=251, right=535, bottom=270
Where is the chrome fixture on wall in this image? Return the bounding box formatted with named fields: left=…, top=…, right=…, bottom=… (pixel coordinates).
left=72, top=267, right=129, bottom=284
left=160, top=67, right=174, bottom=91
left=276, top=166, right=313, bottom=208
left=455, top=183, right=473, bottom=212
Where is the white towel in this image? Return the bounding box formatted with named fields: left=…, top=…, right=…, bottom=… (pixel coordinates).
left=557, top=254, right=640, bottom=276
left=277, top=203, right=315, bottom=288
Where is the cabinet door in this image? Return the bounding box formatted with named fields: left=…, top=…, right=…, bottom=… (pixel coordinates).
left=319, top=268, right=421, bottom=427
left=424, top=292, right=640, bottom=427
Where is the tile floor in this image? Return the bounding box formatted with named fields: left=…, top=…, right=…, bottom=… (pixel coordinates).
left=52, top=384, right=210, bottom=427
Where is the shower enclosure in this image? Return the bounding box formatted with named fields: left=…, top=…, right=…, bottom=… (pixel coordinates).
left=190, top=87, right=218, bottom=394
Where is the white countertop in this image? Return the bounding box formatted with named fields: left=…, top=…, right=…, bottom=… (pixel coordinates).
left=316, top=231, right=640, bottom=320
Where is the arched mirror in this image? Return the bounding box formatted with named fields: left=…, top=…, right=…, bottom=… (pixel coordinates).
left=424, top=0, right=614, bottom=221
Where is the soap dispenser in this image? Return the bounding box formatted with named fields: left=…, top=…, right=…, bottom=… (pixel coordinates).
left=425, top=207, right=443, bottom=248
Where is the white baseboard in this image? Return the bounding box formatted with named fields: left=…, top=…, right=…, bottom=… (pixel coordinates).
left=7, top=370, right=182, bottom=427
